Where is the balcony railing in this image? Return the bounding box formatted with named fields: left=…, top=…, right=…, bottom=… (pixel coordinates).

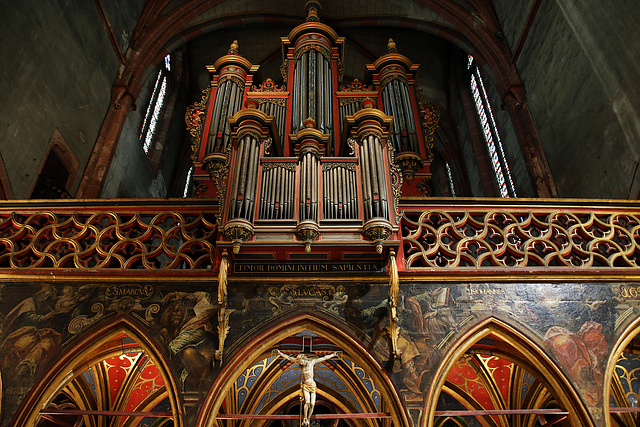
left=400, top=198, right=640, bottom=275
left=1, top=198, right=640, bottom=276
left=0, top=200, right=217, bottom=273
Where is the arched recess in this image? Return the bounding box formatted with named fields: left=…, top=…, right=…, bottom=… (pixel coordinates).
left=198, top=313, right=410, bottom=427
left=423, top=317, right=593, bottom=427
left=11, top=316, right=184, bottom=427
left=604, top=314, right=640, bottom=427
left=79, top=0, right=555, bottom=198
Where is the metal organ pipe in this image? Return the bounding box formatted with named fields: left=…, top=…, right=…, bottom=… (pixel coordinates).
left=228, top=135, right=260, bottom=222
left=357, top=133, right=389, bottom=221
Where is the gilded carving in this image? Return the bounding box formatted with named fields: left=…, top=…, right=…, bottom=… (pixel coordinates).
left=321, top=162, right=356, bottom=171
left=403, top=209, right=640, bottom=269
left=0, top=211, right=216, bottom=270
left=261, top=161, right=297, bottom=171
left=387, top=140, right=403, bottom=218
left=339, top=78, right=374, bottom=92
left=217, top=75, right=245, bottom=88
left=251, top=78, right=285, bottom=92
left=186, top=84, right=212, bottom=160
left=339, top=97, right=370, bottom=107
left=416, top=87, right=440, bottom=162
left=416, top=176, right=432, bottom=196
left=253, top=97, right=287, bottom=106
left=380, top=72, right=408, bottom=90
left=293, top=44, right=332, bottom=63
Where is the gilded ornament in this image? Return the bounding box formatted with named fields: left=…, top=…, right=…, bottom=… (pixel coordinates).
left=224, top=220, right=254, bottom=254
left=252, top=97, right=287, bottom=107
left=386, top=140, right=403, bottom=218
left=186, top=84, right=212, bottom=160
left=339, top=78, right=374, bottom=92
left=416, top=176, right=432, bottom=196
left=296, top=221, right=320, bottom=253
left=416, top=87, right=440, bottom=162
left=395, top=152, right=423, bottom=183
left=363, top=219, right=392, bottom=254
left=251, top=78, right=285, bottom=92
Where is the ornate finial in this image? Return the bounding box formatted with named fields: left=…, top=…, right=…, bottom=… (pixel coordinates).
left=228, top=40, right=239, bottom=55
left=244, top=99, right=259, bottom=109
left=361, top=98, right=375, bottom=109
left=303, top=117, right=316, bottom=129
left=387, top=38, right=397, bottom=54
left=305, top=0, right=321, bottom=22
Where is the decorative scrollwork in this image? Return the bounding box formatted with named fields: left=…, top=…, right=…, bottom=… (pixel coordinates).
left=252, top=97, right=287, bottom=106
left=339, top=97, right=373, bottom=107
left=68, top=303, right=104, bottom=334
left=339, top=78, right=374, bottom=92
left=187, top=85, right=212, bottom=161
left=387, top=140, right=403, bottom=220
left=347, top=137, right=357, bottom=156
left=294, top=44, right=332, bottom=63
left=416, top=87, right=440, bottom=162
left=217, top=75, right=245, bottom=88
left=261, top=161, right=297, bottom=172
left=402, top=209, right=640, bottom=269
left=263, top=137, right=273, bottom=156
left=0, top=210, right=217, bottom=270
left=380, top=72, right=408, bottom=90
left=321, top=162, right=356, bottom=171
left=251, top=78, right=286, bottom=92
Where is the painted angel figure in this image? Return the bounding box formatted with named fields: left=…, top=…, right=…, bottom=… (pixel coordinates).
left=275, top=349, right=340, bottom=427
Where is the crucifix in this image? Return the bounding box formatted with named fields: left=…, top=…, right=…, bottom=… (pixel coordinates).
left=274, top=337, right=341, bottom=427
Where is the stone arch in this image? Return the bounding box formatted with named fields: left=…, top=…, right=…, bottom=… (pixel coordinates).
left=422, top=316, right=593, bottom=427
left=11, top=315, right=184, bottom=427
left=80, top=1, right=556, bottom=198
left=198, top=312, right=409, bottom=427
left=604, top=314, right=640, bottom=427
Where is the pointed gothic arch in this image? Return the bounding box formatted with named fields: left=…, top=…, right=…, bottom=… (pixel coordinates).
left=604, top=314, right=640, bottom=427
left=198, top=313, right=410, bottom=427
left=423, top=316, right=593, bottom=427
left=11, top=316, right=184, bottom=427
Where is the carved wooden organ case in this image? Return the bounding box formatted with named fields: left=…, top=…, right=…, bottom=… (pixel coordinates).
left=186, top=2, right=439, bottom=260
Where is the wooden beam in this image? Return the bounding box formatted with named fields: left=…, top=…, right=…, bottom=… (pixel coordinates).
left=435, top=409, right=568, bottom=416
left=215, top=413, right=392, bottom=420
left=512, top=0, right=542, bottom=63
left=40, top=409, right=172, bottom=418
left=94, top=0, right=125, bottom=64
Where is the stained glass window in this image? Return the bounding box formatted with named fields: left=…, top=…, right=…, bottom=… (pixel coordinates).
left=183, top=165, right=194, bottom=198
left=468, top=55, right=516, bottom=197
left=139, top=54, right=171, bottom=155
left=445, top=162, right=456, bottom=196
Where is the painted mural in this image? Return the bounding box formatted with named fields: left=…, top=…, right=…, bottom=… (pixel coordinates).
left=0, top=280, right=637, bottom=426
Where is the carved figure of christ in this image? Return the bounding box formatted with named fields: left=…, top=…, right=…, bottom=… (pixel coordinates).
left=275, top=349, right=339, bottom=426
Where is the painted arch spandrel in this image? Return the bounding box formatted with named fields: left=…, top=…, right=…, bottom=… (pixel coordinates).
left=0, top=280, right=636, bottom=426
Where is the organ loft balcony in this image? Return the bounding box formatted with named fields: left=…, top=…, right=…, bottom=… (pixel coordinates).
left=186, top=1, right=440, bottom=262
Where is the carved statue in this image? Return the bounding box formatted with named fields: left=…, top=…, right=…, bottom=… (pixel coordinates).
left=275, top=349, right=339, bottom=426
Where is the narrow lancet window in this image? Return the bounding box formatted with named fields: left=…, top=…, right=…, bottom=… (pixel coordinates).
left=468, top=55, right=516, bottom=197
left=140, top=54, right=171, bottom=155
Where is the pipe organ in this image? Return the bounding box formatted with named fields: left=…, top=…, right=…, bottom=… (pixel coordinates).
left=185, top=0, right=439, bottom=258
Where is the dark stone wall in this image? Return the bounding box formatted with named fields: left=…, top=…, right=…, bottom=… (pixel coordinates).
left=493, top=0, right=640, bottom=198
left=101, top=55, right=189, bottom=199
left=450, top=62, right=486, bottom=197
left=0, top=1, right=124, bottom=198
left=480, top=66, right=536, bottom=197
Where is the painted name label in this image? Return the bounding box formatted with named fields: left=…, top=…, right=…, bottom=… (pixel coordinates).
left=233, top=262, right=384, bottom=275
left=106, top=284, right=154, bottom=299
